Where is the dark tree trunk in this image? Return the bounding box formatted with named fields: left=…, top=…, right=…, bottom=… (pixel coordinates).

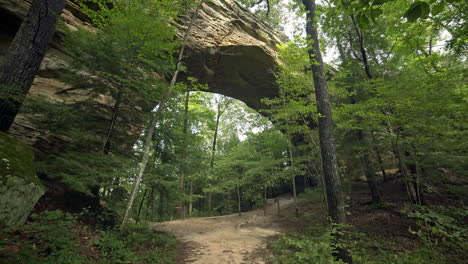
left=357, top=131, right=382, bottom=203
left=178, top=90, right=190, bottom=220
left=207, top=101, right=222, bottom=213
left=136, top=189, right=148, bottom=224
left=236, top=183, right=241, bottom=215
left=302, top=0, right=352, bottom=262
left=102, top=90, right=123, bottom=154
left=0, top=0, right=66, bottom=131
left=371, top=134, right=388, bottom=182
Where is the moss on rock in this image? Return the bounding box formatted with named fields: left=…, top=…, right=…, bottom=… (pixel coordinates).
left=0, top=132, right=44, bottom=229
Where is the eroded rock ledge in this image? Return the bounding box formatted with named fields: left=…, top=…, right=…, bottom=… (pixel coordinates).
left=0, top=0, right=284, bottom=151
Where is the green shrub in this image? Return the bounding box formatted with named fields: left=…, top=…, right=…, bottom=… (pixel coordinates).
left=0, top=210, right=177, bottom=264
left=93, top=224, right=176, bottom=264
left=0, top=210, right=87, bottom=264
left=407, top=205, right=468, bottom=254
left=270, top=224, right=346, bottom=264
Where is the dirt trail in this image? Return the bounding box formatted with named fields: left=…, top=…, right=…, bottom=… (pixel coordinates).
left=151, top=196, right=294, bottom=264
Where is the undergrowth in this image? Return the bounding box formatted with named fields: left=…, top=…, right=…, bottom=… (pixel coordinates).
left=270, top=188, right=466, bottom=264
left=0, top=210, right=176, bottom=264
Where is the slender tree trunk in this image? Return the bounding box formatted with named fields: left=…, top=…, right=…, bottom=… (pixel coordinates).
left=302, top=0, right=352, bottom=262
left=188, top=181, right=193, bottom=216
left=158, top=188, right=165, bottom=220
left=371, top=133, right=387, bottom=182
left=357, top=131, right=382, bottom=203
left=207, top=101, right=222, bottom=213
left=102, top=90, right=123, bottom=154
left=136, top=189, right=148, bottom=224
left=236, top=183, right=241, bottom=216
left=349, top=14, right=373, bottom=80
left=145, top=187, right=154, bottom=221
left=348, top=7, right=387, bottom=203
left=288, top=142, right=298, bottom=217
left=263, top=186, right=267, bottom=216
left=207, top=192, right=212, bottom=214
left=0, top=0, right=66, bottom=131
left=178, top=89, right=190, bottom=220
left=121, top=0, right=205, bottom=226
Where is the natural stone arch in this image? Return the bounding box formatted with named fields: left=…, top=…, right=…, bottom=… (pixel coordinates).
left=0, top=0, right=284, bottom=150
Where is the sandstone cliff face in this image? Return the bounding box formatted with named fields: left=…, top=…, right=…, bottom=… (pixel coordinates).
left=182, top=0, right=284, bottom=110
left=0, top=0, right=283, bottom=153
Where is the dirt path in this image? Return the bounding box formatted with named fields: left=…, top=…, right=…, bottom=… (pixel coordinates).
left=151, top=196, right=294, bottom=264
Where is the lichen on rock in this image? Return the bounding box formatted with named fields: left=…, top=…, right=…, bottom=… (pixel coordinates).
left=0, top=132, right=44, bottom=229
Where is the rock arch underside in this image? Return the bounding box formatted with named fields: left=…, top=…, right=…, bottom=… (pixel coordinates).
left=0, top=0, right=285, bottom=153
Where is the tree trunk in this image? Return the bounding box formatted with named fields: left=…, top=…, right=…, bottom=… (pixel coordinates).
left=357, top=131, right=382, bottom=203
left=178, top=89, right=190, bottom=220
left=207, top=100, right=222, bottom=213
left=102, top=90, right=123, bottom=154
left=0, top=0, right=67, bottom=131
left=121, top=0, right=205, bottom=227
left=188, top=181, right=193, bottom=216
left=371, top=134, right=388, bottom=182
left=136, top=189, right=148, bottom=224
left=302, top=0, right=352, bottom=262
left=288, top=142, right=298, bottom=217
left=236, top=183, right=241, bottom=216
left=207, top=192, right=212, bottom=214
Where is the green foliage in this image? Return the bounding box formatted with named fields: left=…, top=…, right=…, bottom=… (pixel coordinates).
left=39, top=151, right=134, bottom=196
left=93, top=224, right=176, bottom=264
left=0, top=210, right=87, bottom=264
left=270, top=225, right=346, bottom=264
left=408, top=205, right=468, bottom=254
left=404, top=1, right=430, bottom=22
left=64, top=0, right=181, bottom=101
left=21, top=96, right=84, bottom=134
left=0, top=211, right=176, bottom=264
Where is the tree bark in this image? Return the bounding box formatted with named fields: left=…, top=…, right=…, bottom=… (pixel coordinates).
left=188, top=181, right=193, bottom=216
left=102, top=90, right=123, bottom=154
left=207, top=99, right=222, bottom=213
left=357, top=131, right=382, bottom=203
left=288, top=142, right=299, bottom=217
left=0, top=0, right=67, bottom=132
left=236, top=183, right=241, bottom=215
left=121, top=0, right=205, bottom=227
left=178, top=89, right=190, bottom=220
left=302, top=0, right=352, bottom=262
left=371, top=133, right=388, bottom=182
left=136, top=189, right=148, bottom=224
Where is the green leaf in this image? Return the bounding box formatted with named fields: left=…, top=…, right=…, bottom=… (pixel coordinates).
left=404, top=1, right=430, bottom=22
left=372, top=0, right=388, bottom=5
left=431, top=1, right=445, bottom=15
left=371, top=8, right=383, bottom=20
left=357, top=12, right=370, bottom=28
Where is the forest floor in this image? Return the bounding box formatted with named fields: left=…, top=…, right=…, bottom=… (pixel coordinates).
left=151, top=196, right=294, bottom=264
left=151, top=179, right=427, bottom=264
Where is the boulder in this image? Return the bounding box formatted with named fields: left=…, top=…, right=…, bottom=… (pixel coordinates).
left=0, top=132, right=44, bottom=229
